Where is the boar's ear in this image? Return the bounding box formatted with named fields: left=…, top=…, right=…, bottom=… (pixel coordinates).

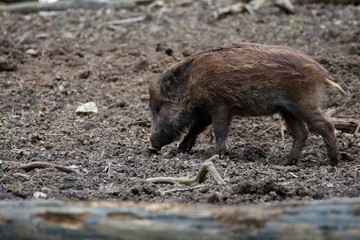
left=160, top=59, right=193, bottom=101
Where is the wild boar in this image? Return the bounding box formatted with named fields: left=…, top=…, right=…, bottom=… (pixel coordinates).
left=148, top=43, right=346, bottom=166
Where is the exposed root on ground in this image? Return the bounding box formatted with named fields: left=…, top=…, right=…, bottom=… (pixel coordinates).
left=145, top=155, right=225, bottom=187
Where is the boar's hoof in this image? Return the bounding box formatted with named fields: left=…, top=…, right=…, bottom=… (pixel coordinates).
left=210, top=149, right=227, bottom=160
left=177, top=147, right=188, bottom=153
left=178, top=139, right=196, bottom=153
left=283, top=157, right=299, bottom=166
left=148, top=147, right=160, bottom=154
left=217, top=151, right=230, bottom=159
left=213, top=145, right=228, bottom=159
left=329, top=157, right=339, bottom=167
left=178, top=145, right=191, bottom=153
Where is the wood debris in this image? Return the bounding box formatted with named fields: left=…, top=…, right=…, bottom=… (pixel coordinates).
left=211, top=0, right=295, bottom=20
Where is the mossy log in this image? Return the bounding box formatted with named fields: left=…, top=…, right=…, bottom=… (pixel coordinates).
left=0, top=198, right=360, bottom=239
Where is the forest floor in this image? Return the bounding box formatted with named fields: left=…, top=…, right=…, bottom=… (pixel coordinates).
left=0, top=2, right=359, bottom=204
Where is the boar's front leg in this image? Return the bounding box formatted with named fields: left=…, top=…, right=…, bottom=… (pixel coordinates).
left=211, top=106, right=232, bottom=157
left=178, top=116, right=211, bottom=152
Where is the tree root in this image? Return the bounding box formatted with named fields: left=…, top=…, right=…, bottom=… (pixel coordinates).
left=145, top=155, right=225, bottom=186
left=15, top=161, right=78, bottom=174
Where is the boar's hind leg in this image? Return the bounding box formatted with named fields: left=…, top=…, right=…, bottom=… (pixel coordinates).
left=302, top=109, right=339, bottom=166
left=211, top=106, right=232, bottom=157
left=178, top=117, right=211, bottom=152
left=281, top=111, right=309, bottom=166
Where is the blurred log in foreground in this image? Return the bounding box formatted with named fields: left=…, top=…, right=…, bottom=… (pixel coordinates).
left=1, top=198, right=360, bottom=240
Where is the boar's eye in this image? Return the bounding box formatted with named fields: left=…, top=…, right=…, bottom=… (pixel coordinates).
left=155, top=104, right=162, bottom=113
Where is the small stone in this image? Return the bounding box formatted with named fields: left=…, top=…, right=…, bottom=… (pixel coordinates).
left=207, top=192, right=221, bottom=203
left=141, top=148, right=154, bottom=158
left=78, top=70, right=91, bottom=79
left=26, top=48, right=39, bottom=57
left=33, top=191, right=47, bottom=199
left=0, top=57, right=17, bottom=71
left=199, top=185, right=210, bottom=194
left=76, top=102, right=98, bottom=114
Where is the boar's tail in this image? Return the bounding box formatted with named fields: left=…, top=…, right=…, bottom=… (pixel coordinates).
left=324, top=78, right=347, bottom=96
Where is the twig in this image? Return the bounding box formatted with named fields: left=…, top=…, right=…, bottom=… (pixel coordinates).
left=254, top=168, right=272, bottom=175
left=13, top=172, right=31, bottom=180
left=128, top=120, right=150, bottom=128
left=289, top=172, right=298, bottom=178
left=105, top=25, right=126, bottom=32
left=258, top=125, right=275, bottom=136
left=105, top=15, right=147, bottom=25
left=15, top=161, right=78, bottom=174
left=272, top=165, right=300, bottom=172
left=145, top=155, right=226, bottom=186
left=72, top=120, right=81, bottom=133
left=279, top=116, right=286, bottom=142
left=355, top=123, right=360, bottom=135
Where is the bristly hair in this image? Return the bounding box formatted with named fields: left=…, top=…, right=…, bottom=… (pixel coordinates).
left=158, top=58, right=194, bottom=101
left=191, top=42, right=256, bottom=57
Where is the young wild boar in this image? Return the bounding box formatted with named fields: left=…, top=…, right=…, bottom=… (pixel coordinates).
left=148, top=43, right=346, bottom=166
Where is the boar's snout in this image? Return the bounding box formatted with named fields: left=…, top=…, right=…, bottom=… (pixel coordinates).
left=150, top=127, right=178, bottom=152
left=149, top=134, right=162, bottom=152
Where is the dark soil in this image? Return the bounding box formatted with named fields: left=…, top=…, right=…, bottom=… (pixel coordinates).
left=0, top=3, right=359, bottom=204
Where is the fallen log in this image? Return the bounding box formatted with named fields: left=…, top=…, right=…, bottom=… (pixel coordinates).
left=325, top=110, right=360, bottom=134
left=332, top=117, right=360, bottom=133
left=0, top=198, right=360, bottom=239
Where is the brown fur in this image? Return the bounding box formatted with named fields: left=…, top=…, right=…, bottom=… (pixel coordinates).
left=149, top=42, right=345, bottom=166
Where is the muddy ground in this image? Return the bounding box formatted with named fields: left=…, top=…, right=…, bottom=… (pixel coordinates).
left=0, top=3, right=359, bottom=204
